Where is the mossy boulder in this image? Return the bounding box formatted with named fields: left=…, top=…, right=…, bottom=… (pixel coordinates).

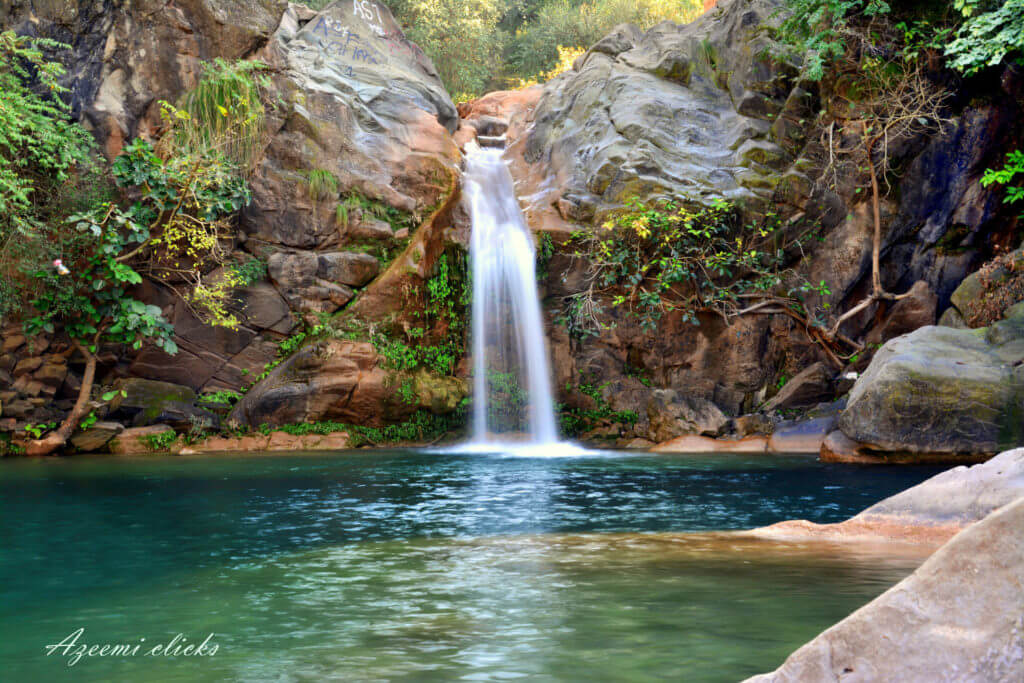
left=109, top=378, right=218, bottom=430
left=411, top=370, right=468, bottom=415
left=838, top=303, right=1024, bottom=456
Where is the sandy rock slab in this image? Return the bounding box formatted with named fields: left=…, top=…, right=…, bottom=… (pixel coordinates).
left=179, top=431, right=350, bottom=454
left=745, top=496, right=1024, bottom=682
left=748, top=448, right=1024, bottom=546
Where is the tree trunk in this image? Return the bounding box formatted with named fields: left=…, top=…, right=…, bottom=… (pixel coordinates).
left=24, top=342, right=97, bottom=456
left=866, top=137, right=883, bottom=296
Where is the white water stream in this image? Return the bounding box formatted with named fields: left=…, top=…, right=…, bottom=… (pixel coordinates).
left=464, top=144, right=559, bottom=446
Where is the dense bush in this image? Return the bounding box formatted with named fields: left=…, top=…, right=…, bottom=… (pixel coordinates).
left=560, top=199, right=826, bottom=335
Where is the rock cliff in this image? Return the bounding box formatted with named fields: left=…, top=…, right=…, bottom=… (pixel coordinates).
left=2, top=0, right=1023, bottom=452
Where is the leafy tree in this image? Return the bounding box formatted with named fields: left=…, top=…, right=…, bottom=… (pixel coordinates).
left=0, top=31, right=94, bottom=314
left=982, top=149, right=1024, bottom=216
left=370, top=0, right=701, bottom=96
left=776, top=0, right=894, bottom=81
left=505, top=0, right=702, bottom=85
left=561, top=199, right=838, bottom=356
left=3, top=57, right=263, bottom=455
left=395, top=0, right=506, bottom=99
left=946, top=0, right=1024, bottom=75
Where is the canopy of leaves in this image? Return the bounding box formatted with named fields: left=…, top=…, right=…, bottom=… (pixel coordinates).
left=502, top=0, right=701, bottom=83
left=945, top=0, right=1024, bottom=75
left=561, top=199, right=825, bottom=335
left=778, top=0, right=1024, bottom=80
left=25, top=134, right=251, bottom=352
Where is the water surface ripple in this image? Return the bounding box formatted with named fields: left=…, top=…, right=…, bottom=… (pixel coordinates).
left=0, top=451, right=945, bottom=681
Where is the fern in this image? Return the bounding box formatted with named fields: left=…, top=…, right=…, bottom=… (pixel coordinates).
left=307, top=168, right=339, bottom=201
left=174, top=58, right=268, bottom=169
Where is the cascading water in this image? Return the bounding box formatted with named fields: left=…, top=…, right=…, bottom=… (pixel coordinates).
left=464, top=143, right=559, bottom=446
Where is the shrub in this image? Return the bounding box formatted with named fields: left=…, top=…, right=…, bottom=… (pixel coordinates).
left=561, top=198, right=825, bottom=335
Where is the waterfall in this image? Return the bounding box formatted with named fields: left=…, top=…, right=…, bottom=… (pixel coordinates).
left=464, top=144, right=559, bottom=445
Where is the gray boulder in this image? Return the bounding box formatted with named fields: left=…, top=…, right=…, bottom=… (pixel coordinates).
left=763, top=362, right=833, bottom=412
left=243, top=0, right=461, bottom=249
left=745, top=495, right=1024, bottom=682
left=647, top=389, right=729, bottom=441
left=268, top=250, right=355, bottom=313
left=317, top=252, right=381, bottom=287
left=838, top=304, right=1024, bottom=455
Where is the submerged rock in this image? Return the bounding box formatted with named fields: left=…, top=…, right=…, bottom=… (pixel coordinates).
left=746, top=494, right=1024, bottom=682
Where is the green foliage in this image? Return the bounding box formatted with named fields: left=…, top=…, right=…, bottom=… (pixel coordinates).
left=0, top=433, right=25, bottom=457
left=397, top=378, right=418, bottom=405
left=779, top=0, right=1022, bottom=80
left=337, top=192, right=418, bottom=235
left=0, top=31, right=93, bottom=232
left=776, top=0, right=894, bottom=80
left=558, top=378, right=638, bottom=438
left=946, top=0, right=1024, bottom=75
left=563, top=198, right=824, bottom=334
left=504, top=0, right=701, bottom=84
left=175, top=58, right=269, bottom=169
left=536, top=232, right=554, bottom=282
left=981, top=149, right=1024, bottom=216
left=229, top=256, right=268, bottom=285
left=143, top=429, right=179, bottom=452
left=268, top=404, right=468, bottom=446
left=198, top=389, right=243, bottom=406
left=23, top=422, right=57, bottom=439
left=307, top=168, right=339, bottom=201
left=373, top=0, right=699, bottom=97
left=23, top=134, right=251, bottom=351
left=80, top=412, right=99, bottom=431
left=396, top=0, right=505, bottom=99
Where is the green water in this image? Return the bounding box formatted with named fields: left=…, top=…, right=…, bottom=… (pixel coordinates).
left=0, top=450, right=945, bottom=681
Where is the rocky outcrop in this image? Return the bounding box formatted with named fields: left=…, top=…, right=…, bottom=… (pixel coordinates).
left=752, top=447, right=1024, bottom=544
left=514, top=0, right=808, bottom=232
left=832, top=303, right=1024, bottom=460
left=178, top=430, right=351, bottom=453
left=4, top=0, right=288, bottom=157
left=646, top=389, right=729, bottom=441
left=243, top=0, right=460, bottom=250
left=454, top=0, right=1022, bottom=450
left=2, top=1, right=465, bottom=434
left=228, top=338, right=468, bottom=428
left=746, top=495, right=1024, bottom=682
